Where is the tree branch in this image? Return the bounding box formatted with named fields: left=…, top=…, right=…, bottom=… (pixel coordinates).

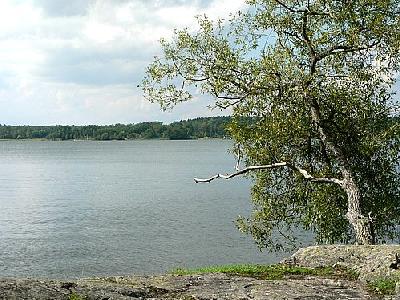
left=273, top=0, right=328, bottom=15
left=317, top=41, right=380, bottom=61
left=194, top=163, right=287, bottom=183
left=194, top=162, right=343, bottom=185
left=273, top=0, right=299, bottom=13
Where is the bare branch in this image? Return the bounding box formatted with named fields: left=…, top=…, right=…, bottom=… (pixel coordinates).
left=194, top=162, right=288, bottom=183
left=274, top=0, right=296, bottom=12
left=301, top=11, right=316, bottom=59
left=319, top=74, right=350, bottom=79
left=318, top=41, right=380, bottom=61
left=291, top=165, right=343, bottom=185
left=282, top=30, right=302, bottom=42
left=273, top=0, right=303, bottom=13
left=234, top=146, right=242, bottom=171
left=194, top=162, right=343, bottom=185
left=215, top=95, right=244, bottom=100
left=213, top=95, right=246, bottom=109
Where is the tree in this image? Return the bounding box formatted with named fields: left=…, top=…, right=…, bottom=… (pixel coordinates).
left=142, top=0, right=400, bottom=249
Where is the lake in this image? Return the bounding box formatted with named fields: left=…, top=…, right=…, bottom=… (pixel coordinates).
left=0, top=139, right=291, bottom=279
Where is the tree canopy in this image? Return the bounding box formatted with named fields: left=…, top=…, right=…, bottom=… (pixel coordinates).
left=143, top=0, right=400, bottom=250
left=0, top=117, right=230, bottom=141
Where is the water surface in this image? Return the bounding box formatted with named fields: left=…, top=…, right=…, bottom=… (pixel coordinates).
left=0, top=140, right=289, bottom=279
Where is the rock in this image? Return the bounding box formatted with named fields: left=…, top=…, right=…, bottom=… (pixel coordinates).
left=284, top=244, right=400, bottom=282
left=0, top=279, right=71, bottom=300
left=0, top=274, right=377, bottom=300
left=4, top=245, right=400, bottom=299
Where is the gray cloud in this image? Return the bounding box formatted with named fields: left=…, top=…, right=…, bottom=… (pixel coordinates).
left=145, top=0, right=212, bottom=8
left=0, top=0, right=242, bottom=125
left=38, top=43, right=153, bottom=86
left=40, top=60, right=141, bottom=86
left=33, top=0, right=212, bottom=17
left=32, top=0, right=92, bottom=16
left=30, top=1, right=209, bottom=87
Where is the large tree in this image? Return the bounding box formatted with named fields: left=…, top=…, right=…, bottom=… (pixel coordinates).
left=142, top=0, right=400, bottom=249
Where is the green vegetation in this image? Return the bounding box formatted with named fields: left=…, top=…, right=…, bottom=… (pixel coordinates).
left=68, top=293, right=87, bottom=300
left=172, top=264, right=358, bottom=281
left=368, top=277, right=399, bottom=295
left=0, top=117, right=230, bottom=140
left=143, top=0, right=400, bottom=249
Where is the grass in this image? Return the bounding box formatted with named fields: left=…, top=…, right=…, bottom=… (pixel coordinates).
left=171, top=264, right=359, bottom=281
left=68, top=293, right=88, bottom=300
left=367, top=277, right=398, bottom=295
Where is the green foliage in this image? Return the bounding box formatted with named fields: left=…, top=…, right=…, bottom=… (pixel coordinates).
left=171, top=264, right=358, bottom=280
left=68, top=293, right=88, bottom=300
left=368, top=276, right=399, bottom=295
left=0, top=117, right=231, bottom=141
left=143, top=0, right=400, bottom=249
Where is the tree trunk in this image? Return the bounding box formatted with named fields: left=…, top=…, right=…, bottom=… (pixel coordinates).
left=309, top=105, right=376, bottom=245
left=342, top=174, right=375, bottom=245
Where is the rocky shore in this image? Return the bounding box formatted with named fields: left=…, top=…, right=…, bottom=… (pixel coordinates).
left=284, top=245, right=400, bottom=283
left=1, top=245, right=399, bottom=300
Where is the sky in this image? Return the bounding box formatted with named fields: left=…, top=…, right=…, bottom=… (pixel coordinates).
left=0, top=0, right=246, bottom=125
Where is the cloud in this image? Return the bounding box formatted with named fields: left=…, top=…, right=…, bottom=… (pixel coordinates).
left=37, top=44, right=147, bottom=86
left=0, top=1, right=42, bottom=43
left=0, top=79, right=224, bottom=125
left=0, top=0, right=246, bottom=125
left=32, top=0, right=92, bottom=16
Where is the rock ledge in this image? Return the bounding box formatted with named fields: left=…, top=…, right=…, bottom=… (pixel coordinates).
left=0, top=274, right=377, bottom=300
left=284, top=244, right=400, bottom=282
left=2, top=245, right=400, bottom=300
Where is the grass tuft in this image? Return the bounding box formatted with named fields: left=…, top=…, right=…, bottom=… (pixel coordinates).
left=171, top=264, right=358, bottom=280
left=367, top=277, right=398, bottom=295
left=68, top=293, right=88, bottom=300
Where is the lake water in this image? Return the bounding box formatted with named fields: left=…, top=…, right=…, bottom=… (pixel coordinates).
left=0, top=139, right=292, bottom=279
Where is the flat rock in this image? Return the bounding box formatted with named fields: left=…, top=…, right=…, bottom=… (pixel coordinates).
left=0, top=273, right=378, bottom=300
left=284, top=245, right=400, bottom=282
left=3, top=245, right=400, bottom=299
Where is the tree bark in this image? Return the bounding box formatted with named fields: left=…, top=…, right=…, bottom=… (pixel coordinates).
left=310, top=104, right=375, bottom=245
left=342, top=174, right=375, bottom=245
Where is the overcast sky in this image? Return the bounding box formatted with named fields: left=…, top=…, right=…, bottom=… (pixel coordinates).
left=0, top=0, right=246, bottom=125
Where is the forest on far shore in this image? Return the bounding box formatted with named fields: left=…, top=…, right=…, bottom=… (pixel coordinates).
left=0, top=117, right=231, bottom=140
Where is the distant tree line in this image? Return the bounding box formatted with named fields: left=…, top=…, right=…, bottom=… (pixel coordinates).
left=0, top=117, right=231, bottom=140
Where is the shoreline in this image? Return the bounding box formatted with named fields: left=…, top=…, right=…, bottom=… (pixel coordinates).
left=0, top=137, right=230, bottom=142
left=1, top=245, right=399, bottom=299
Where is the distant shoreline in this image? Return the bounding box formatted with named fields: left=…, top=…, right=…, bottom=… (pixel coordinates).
left=0, top=116, right=231, bottom=141
left=0, top=137, right=230, bottom=142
